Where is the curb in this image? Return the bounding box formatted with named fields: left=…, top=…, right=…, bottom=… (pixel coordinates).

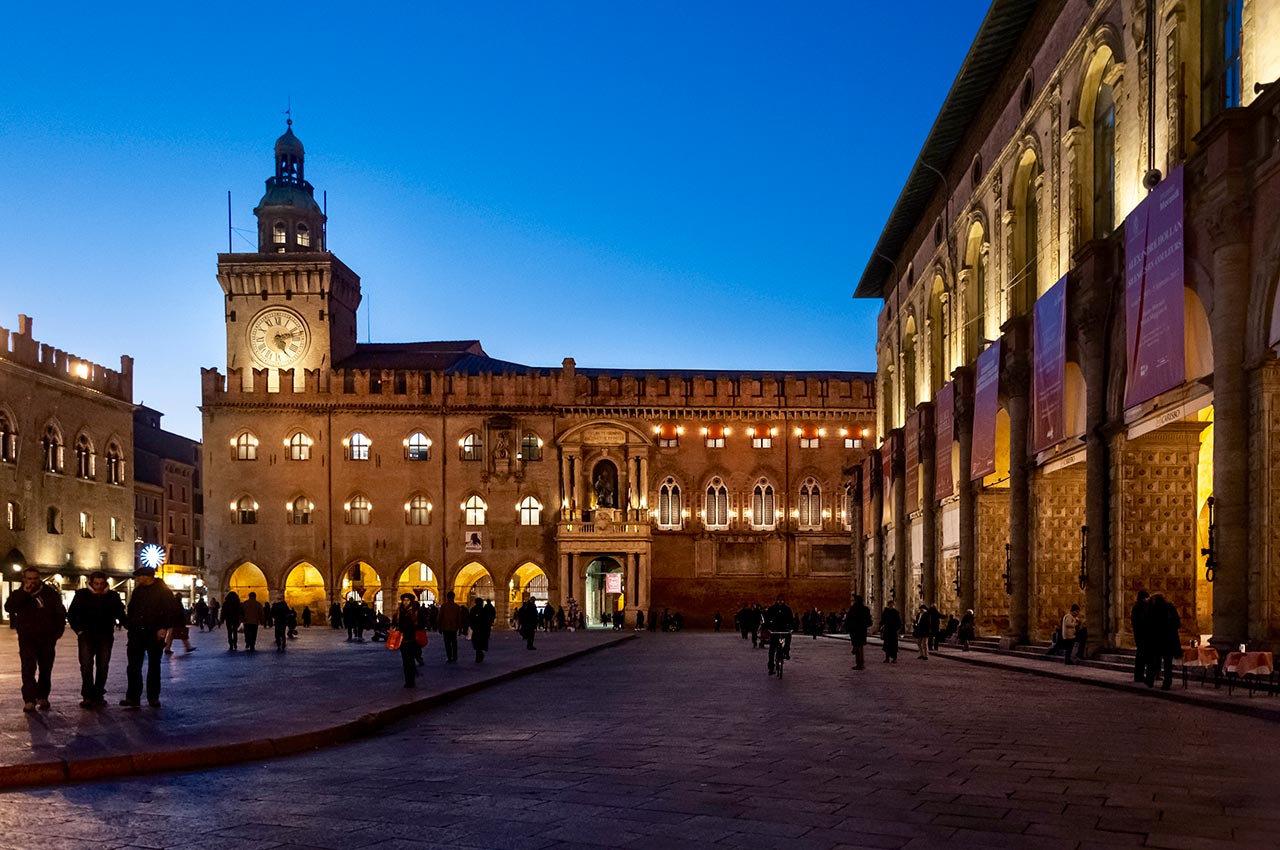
left=0, top=633, right=636, bottom=792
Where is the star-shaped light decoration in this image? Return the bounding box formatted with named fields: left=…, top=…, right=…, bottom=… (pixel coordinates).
left=140, top=544, right=166, bottom=571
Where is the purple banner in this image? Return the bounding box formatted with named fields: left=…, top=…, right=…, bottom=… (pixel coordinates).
left=935, top=382, right=954, bottom=501
left=905, top=414, right=919, bottom=515
left=970, top=340, right=1001, bottom=481
left=1033, top=276, right=1068, bottom=453
left=1124, top=166, right=1185, bottom=409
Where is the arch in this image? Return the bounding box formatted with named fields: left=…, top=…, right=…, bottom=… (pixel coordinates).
left=41, top=421, right=64, bottom=473
left=288, top=493, right=313, bottom=525
left=0, top=406, right=17, bottom=464
left=341, top=561, right=383, bottom=609
left=584, top=556, right=625, bottom=626
left=345, top=493, right=372, bottom=525
left=749, top=477, right=777, bottom=530
left=272, top=221, right=287, bottom=245
left=509, top=561, right=548, bottom=606
left=406, top=493, right=432, bottom=526
left=928, top=274, right=950, bottom=392
left=1076, top=35, right=1120, bottom=240
left=460, top=431, right=483, bottom=461
left=703, top=475, right=729, bottom=529
left=657, top=476, right=683, bottom=529
left=990, top=408, right=1012, bottom=485
left=963, top=219, right=989, bottom=363
left=227, top=561, right=270, bottom=603
left=1010, top=147, right=1042, bottom=316
left=295, top=221, right=310, bottom=248
left=398, top=561, right=440, bottom=604
left=798, top=476, right=823, bottom=530
left=284, top=562, right=326, bottom=615
left=104, top=439, right=124, bottom=484
left=557, top=418, right=655, bottom=447
left=518, top=495, right=543, bottom=526
left=405, top=430, right=432, bottom=461
left=902, top=314, right=918, bottom=411
left=1185, top=287, right=1214, bottom=381
left=463, top=494, right=487, bottom=526
left=286, top=429, right=313, bottom=461
left=345, top=430, right=371, bottom=461
left=454, top=561, right=494, bottom=605
left=73, top=431, right=96, bottom=479
left=519, top=431, right=543, bottom=462
left=233, top=429, right=258, bottom=461
left=233, top=495, right=258, bottom=525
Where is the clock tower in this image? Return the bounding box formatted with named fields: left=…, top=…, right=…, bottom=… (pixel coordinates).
left=217, top=121, right=361, bottom=389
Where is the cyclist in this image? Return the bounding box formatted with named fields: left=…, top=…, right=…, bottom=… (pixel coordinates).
left=764, top=594, right=794, bottom=676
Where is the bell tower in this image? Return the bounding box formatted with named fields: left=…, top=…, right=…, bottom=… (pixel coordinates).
left=217, top=122, right=361, bottom=389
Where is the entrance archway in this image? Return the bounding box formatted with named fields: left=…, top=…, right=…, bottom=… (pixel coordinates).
left=585, top=556, right=625, bottom=627
left=509, top=562, right=549, bottom=607
left=454, top=562, right=494, bottom=606
left=284, top=563, right=326, bottom=619
left=227, top=562, right=269, bottom=604
left=341, top=561, right=384, bottom=611
left=399, top=561, right=440, bottom=604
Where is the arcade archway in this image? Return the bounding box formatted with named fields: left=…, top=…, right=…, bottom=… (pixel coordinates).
left=227, top=562, right=269, bottom=604
left=399, top=561, right=440, bottom=604
left=584, top=556, right=625, bottom=627
left=284, top=563, right=326, bottom=617
left=341, top=561, right=384, bottom=611
left=454, top=562, right=494, bottom=606
left=509, top=562, right=548, bottom=607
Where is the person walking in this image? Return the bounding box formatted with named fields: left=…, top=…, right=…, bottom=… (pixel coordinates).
left=241, top=591, right=265, bottom=653
left=958, top=609, right=975, bottom=651
left=208, top=597, right=221, bottom=631
left=879, top=602, right=901, bottom=663
left=845, top=594, right=872, bottom=670
left=67, top=570, right=126, bottom=708
left=193, top=597, right=209, bottom=632
left=301, top=606, right=312, bottom=628
left=221, top=592, right=243, bottom=650
left=1131, top=590, right=1151, bottom=683
left=122, top=565, right=180, bottom=708
left=394, top=593, right=428, bottom=687
left=1049, top=604, right=1082, bottom=665
left=926, top=604, right=942, bottom=652
left=164, top=594, right=195, bottom=654
left=437, top=591, right=466, bottom=663
left=469, top=597, right=494, bottom=662
left=329, top=601, right=343, bottom=630
left=1148, top=594, right=1181, bottom=690
left=517, top=598, right=539, bottom=649
left=271, top=598, right=291, bottom=652
left=5, top=567, right=67, bottom=712
left=912, top=605, right=931, bottom=660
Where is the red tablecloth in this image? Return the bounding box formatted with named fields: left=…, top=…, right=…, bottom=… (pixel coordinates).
left=1181, top=647, right=1219, bottom=667
left=1224, top=651, right=1274, bottom=677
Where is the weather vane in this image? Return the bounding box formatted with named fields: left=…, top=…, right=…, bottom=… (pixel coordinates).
left=284, top=94, right=292, bottom=127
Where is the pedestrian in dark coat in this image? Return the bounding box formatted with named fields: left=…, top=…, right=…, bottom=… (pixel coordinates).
left=517, top=599, right=539, bottom=649
left=241, top=592, right=265, bottom=652
left=122, top=566, right=181, bottom=707
left=221, top=592, right=244, bottom=649
left=329, top=601, right=343, bottom=630
left=208, top=598, right=221, bottom=630
left=1148, top=594, right=1181, bottom=690
left=845, top=595, right=872, bottom=670
left=1131, top=590, right=1151, bottom=683
left=912, top=605, right=931, bottom=660
left=193, top=598, right=209, bottom=631
left=469, top=598, right=494, bottom=662
left=343, top=599, right=361, bottom=641
left=271, top=600, right=291, bottom=651
left=395, top=594, right=428, bottom=687
left=437, top=591, right=467, bottom=663
left=926, top=605, right=942, bottom=651
left=4, top=568, right=67, bottom=712
left=880, top=603, right=902, bottom=663
left=958, top=609, right=975, bottom=650
left=301, top=606, right=312, bottom=628
left=67, top=571, right=125, bottom=708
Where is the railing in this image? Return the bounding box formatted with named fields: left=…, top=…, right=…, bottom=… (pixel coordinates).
left=557, top=521, right=651, bottom=536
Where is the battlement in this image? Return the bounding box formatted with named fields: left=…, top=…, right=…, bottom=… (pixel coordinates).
left=0, top=315, right=133, bottom=403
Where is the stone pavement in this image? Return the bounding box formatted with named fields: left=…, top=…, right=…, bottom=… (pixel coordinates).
left=0, top=625, right=630, bottom=787
left=2, top=632, right=1278, bottom=849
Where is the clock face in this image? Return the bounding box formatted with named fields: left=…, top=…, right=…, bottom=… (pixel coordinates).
left=247, top=308, right=310, bottom=367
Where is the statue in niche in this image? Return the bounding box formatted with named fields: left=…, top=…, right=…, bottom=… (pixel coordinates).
left=494, top=432, right=510, bottom=461
left=593, top=466, right=617, bottom=508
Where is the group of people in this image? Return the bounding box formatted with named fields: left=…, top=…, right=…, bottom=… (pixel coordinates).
left=4, top=565, right=185, bottom=711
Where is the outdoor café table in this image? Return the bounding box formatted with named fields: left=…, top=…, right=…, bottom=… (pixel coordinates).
left=1180, top=646, right=1219, bottom=688
left=1222, top=651, right=1275, bottom=696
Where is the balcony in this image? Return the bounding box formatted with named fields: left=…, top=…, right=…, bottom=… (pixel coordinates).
left=556, top=508, right=651, bottom=542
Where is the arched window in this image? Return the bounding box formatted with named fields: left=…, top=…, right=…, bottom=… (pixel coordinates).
left=1092, top=75, right=1116, bottom=238
left=704, top=477, right=729, bottom=530
left=520, top=432, right=542, bottom=462
left=6, top=501, right=19, bottom=531
left=289, top=496, right=312, bottom=525
left=272, top=221, right=287, bottom=244
left=287, top=431, right=312, bottom=461
left=460, top=432, right=482, bottom=462
left=346, top=495, right=372, bottom=525
left=234, top=496, right=257, bottom=525
left=841, top=483, right=854, bottom=531
left=234, top=431, right=258, bottom=461
left=1201, top=0, right=1244, bottom=124
left=704, top=424, right=726, bottom=449
left=0, top=410, right=16, bottom=463
left=750, top=479, right=776, bottom=530
left=296, top=222, right=310, bottom=248
left=407, top=494, right=432, bottom=526
left=929, top=276, right=949, bottom=392
left=347, top=431, right=370, bottom=461
left=799, top=478, right=822, bottom=530
left=519, top=496, right=542, bottom=526
left=74, top=433, right=95, bottom=480
left=464, top=495, right=487, bottom=526
left=42, top=425, right=63, bottom=473
left=406, top=431, right=431, bottom=461
left=657, top=477, right=682, bottom=529
left=105, top=443, right=124, bottom=485
left=964, top=222, right=987, bottom=363
left=1011, top=151, right=1040, bottom=315
left=902, top=318, right=917, bottom=410
left=47, top=506, right=62, bottom=534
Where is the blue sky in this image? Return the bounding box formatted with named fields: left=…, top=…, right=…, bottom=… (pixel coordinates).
left=0, top=2, right=985, bottom=439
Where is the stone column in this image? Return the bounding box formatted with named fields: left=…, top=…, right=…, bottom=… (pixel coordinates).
left=1076, top=259, right=1114, bottom=652
left=871, top=449, right=885, bottom=611
left=558, top=553, right=571, bottom=607
left=560, top=454, right=573, bottom=519
left=1002, top=325, right=1032, bottom=645
left=852, top=465, right=866, bottom=600
left=573, top=456, right=584, bottom=518
left=919, top=402, right=938, bottom=605
left=638, top=455, right=649, bottom=514
left=954, top=366, right=977, bottom=614
left=892, top=430, right=909, bottom=608
left=638, top=552, right=650, bottom=610
left=626, top=553, right=638, bottom=617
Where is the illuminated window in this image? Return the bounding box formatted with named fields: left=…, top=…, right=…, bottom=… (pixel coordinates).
left=1201, top=0, right=1243, bottom=125
left=752, top=428, right=773, bottom=449
left=799, top=425, right=820, bottom=449
left=105, top=444, right=124, bottom=484
left=840, top=483, right=854, bottom=532
left=348, top=432, right=370, bottom=461
left=407, top=431, right=431, bottom=461
left=0, top=411, right=16, bottom=463
left=79, top=511, right=94, bottom=538
left=234, top=496, right=257, bottom=525
left=705, top=424, right=725, bottom=449
left=750, top=479, right=776, bottom=531
left=408, top=495, right=431, bottom=526
left=290, top=497, right=312, bottom=525
left=42, top=425, right=64, bottom=473
left=273, top=221, right=287, bottom=244
left=461, top=433, right=482, bottom=462
left=1093, top=74, right=1115, bottom=238
left=74, top=434, right=95, bottom=479
left=799, top=478, right=822, bottom=530
left=464, top=495, right=487, bottom=526
left=235, top=431, right=258, bottom=461
left=296, top=222, right=310, bottom=247
left=347, top=495, right=371, bottom=525
left=6, top=501, right=19, bottom=531
left=658, top=423, right=679, bottom=448
left=519, top=496, right=542, bottom=526
left=657, top=478, right=682, bottom=529
left=704, top=477, right=729, bottom=530
left=110, top=516, right=122, bottom=541
left=520, top=433, right=542, bottom=462
left=288, top=431, right=312, bottom=461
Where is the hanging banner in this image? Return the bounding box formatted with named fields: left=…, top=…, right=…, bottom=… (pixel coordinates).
left=904, top=414, right=919, bottom=515
left=1033, top=276, right=1068, bottom=453
left=934, top=381, right=954, bottom=501
left=1124, top=165, right=1185, bottom=409
left=605, top=573, right=622, bottom=594
left=970, top=340, right=1002, bottom=481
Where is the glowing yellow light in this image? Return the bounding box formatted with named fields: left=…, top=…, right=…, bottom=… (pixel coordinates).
left=818, top=428, right=827, bottom=437
left=822, top=510, right=831, bottom=518
left=840, top=428, right=848, bottom=437
left=457, top=438, right=465, bottom=447
left=676, top=426, right=685, bottom=435
left=794, top=428, right=802, bottom=437
left=723, top=427, right=732, bottom=436
left=699, top=427, right=708, bottom=435
left=252, top=502, right=259, bottom=511
left=73, top=364, right=89, bottom=379
left=404, top=502, right=411, bottom=511
left=229, top=501, right=237, bottom=510
left=286, top=501, right=293, bottom=510
left=861, top=427, right=871, bottom=438
left=745, top=509, right=753, bottom=519
left=775, top=509, right=783, bottom=519
left=341, top=438, right=350, bottom=447
left=402, top=438, right=410, bottom=447
left=770, top=427, right=778, bottom=437
left=536, top=438, right=544, bottom=447
left=651, top=425, right=660, bottom=434
left=728, top=509, right=738, bottom=519
left=343, top=502, right=351, bottom=511
left=790, top=509, right=799, bottom=518
left=681, top=509, right=690, bottom=518
left=229, top=439, right=237, bottom=447
left=746, top=427, right=756, bottom=436
left=308, top=502, right=315, bottom=510
left=283, top=439, right=290, bottom=447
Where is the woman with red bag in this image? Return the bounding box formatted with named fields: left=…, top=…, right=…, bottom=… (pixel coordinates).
left=394, top=593, right=428, bottom=688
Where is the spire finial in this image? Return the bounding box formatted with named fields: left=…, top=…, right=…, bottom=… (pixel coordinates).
left=284, top=94, right=292, bottom=129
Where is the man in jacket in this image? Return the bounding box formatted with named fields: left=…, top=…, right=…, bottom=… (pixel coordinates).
left=67, top=570, right=126, bottom=708
left=241, top=591, right=265, bottom=652
left=437, top=591, right=467, bottom=663
left=1131, top=590, right=1151, bottom=683
left=517, top=598, right=539, bottom=649
left=845, top=594, right=873, bottom=670
left=122, top=565, right=179, bottom=708
left=4, top=567, right=67, bottom=712
left=469, top=597, right=494, bottom=662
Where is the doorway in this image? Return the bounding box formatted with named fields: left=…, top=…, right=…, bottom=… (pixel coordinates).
left=585, top=556, right=625, bottom=627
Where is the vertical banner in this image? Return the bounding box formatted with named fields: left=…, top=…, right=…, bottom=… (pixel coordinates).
left=970, top=340, right=1002, bottom=481
left=1124, top=165, right=1185, bottom=409
left=934, top=381, right=954, bottom=501
left=1033, top=276, right=1068, bottom=453
left=904, top=413, right=919, bottom=515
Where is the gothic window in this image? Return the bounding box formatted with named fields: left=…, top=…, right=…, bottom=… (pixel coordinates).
left=346, top=495, right=371, bottom=525
left=520, top=433, right=542, bottom=461
left=234, top=431, right=258, bottom=461
left=461, top=432, right=482, bottom=462
left=519, top=496, right=542, bottom=526
left=1201, top=0, right=1243, bottom=125
left=799, top=478, right=822, bottom=530
left=657, top=477, right=682, bottom=529
left=42, top=425, right=64, bottom=473
left=750, top=479, right=776, bottom=530
left=234, top=496, right=257, bottom=525
left=290, top=496, right=312, bottom=525
left=273, top=221, right=287, bottom=245
left=464, top=495, right=487, bottom=526
left=288, top=431, right=312, bottom=461
left=1092, top=75, right=1116, bottom=239
left=105, top=443, right=124, bottom=484
left=1011, top=152, right=1040, bottom=316
left=407, top=495, right=432, bottom=526
left=74, top=433, right=95, bottom=479
left=0, top=411, right=15, bottom=463
left=406, top=431, right=431, bottom=461
left=296, top=222, right=310, bottom=247
left=347, top=431, right=370, bottom=461
left=79, top=511, right=94, bottom=538
left=704, top=424, right=726, bottom=449
left=704, top=477, right=729, bottom=530
left=47, top=506, right=62, bottom=534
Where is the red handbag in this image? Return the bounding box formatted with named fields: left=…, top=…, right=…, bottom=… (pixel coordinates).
left=385, top=629, right=403, bottom=650
left=415, top=629, right=429, bottom=647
